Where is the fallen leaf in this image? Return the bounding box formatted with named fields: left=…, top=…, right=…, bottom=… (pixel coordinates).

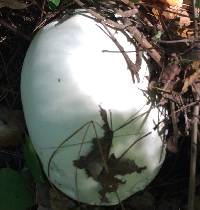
left=182, top=61, right=200, bottom=93
left=97, top=154, right=146, bottom=201
left=116, top=8, right=138, bottom=17
left=74, top=106, right=113, bottom=180
left=162, top=7, right=176, bottom=19
left=162, top=6, right=190, bottom=28
left=143, top=0, right=182, bottom=8
left=178, top=28, right=193, bottom=38
left=152, top=8, right=160, bottom=20
left=166, top=136, right=178, bottom=153
left=74, top=106, right=146, bottom=201
left=160, top=64, right=181, bottom=82
left=0, top=0, right=33, bottom=9
left=161, top=0, right=183, bottom=7
left=179, top=10, right=191, bottom=27
left=192, top=60, right=200, bottom=69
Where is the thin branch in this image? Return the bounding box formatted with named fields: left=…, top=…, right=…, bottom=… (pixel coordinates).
left=170, top=101, right=179, bottom=149
left=157, top=38, right=195, bottom=44
left=193, top=0, right=199, bottom=39
left=118, top=131, right=152, bottom=160
left=87, top=9, right=162, bottom=66
left=126, top=25, right=161, bottom=66
left=100, top=22, right=140, bottom=82
left=188, top=95, right=199, bottom=210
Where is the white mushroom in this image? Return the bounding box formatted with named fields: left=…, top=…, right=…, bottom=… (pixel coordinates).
left=21, top=12, right=166, bottom=205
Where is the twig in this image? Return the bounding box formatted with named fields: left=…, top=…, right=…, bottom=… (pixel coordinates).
left=86, top=9, right=162, bottom=67
left=170, top=101, right=179, bottom=149
left=40, top=0, right=47, bottom=18
left=118, top=131, right=152, bottom=160
left=100, top=22, right=140, bottom=82
left=193, top=1, right=199, bottom=39
left=126, top=25, right=161, bottom=66
left=174, top=100, right=200, bottom=114
left=157, top=38, right=195, bottom=44
left=188, top=95, right=199, bottom=210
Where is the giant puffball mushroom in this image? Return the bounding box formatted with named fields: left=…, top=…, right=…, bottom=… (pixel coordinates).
left=21, top=12, right=166, bottom=205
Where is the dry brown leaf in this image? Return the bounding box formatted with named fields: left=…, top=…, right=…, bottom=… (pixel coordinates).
left=192, top=60, right=200, bottom=70
left=179, top=10, right=191, bottom=27
left=162, top=6, right=190, bottom=27
left=152, top=8, right=160, bottom=19
left=0, top=0, right=33, bottom=9
left=161, top=0, right=183, bottom=7
left=178, top=28, right=193, bottom=38
left=167, top=136, right=178, bottom=153
left=162, top=6, right=176, bottom=20
left=116, top=8, right=138, bottom=17
left=160, top=63, right=181, bottom=82
left=143, top=0, right=183, bottom=7
left=180, top=17, right=190, bottom=28
left=182, top=61, right=200, bottom=93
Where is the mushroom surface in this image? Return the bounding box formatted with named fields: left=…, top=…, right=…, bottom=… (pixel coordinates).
left=21, top=12, right=166, bottom=205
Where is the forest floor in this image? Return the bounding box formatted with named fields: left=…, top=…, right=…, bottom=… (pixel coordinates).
left=0, top=0, right=200, bottom=210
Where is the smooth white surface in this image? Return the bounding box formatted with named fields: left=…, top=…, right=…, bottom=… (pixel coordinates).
left=21, top=13, right=165, bottom=205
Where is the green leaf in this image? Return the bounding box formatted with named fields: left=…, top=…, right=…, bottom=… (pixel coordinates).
left=48, top=0, right=60, bottom=9
left=23, top=136, right=45, bottom=183
left=0, top=168, right=34, bottom=210
left=196, top=0, right=200, bottom=8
